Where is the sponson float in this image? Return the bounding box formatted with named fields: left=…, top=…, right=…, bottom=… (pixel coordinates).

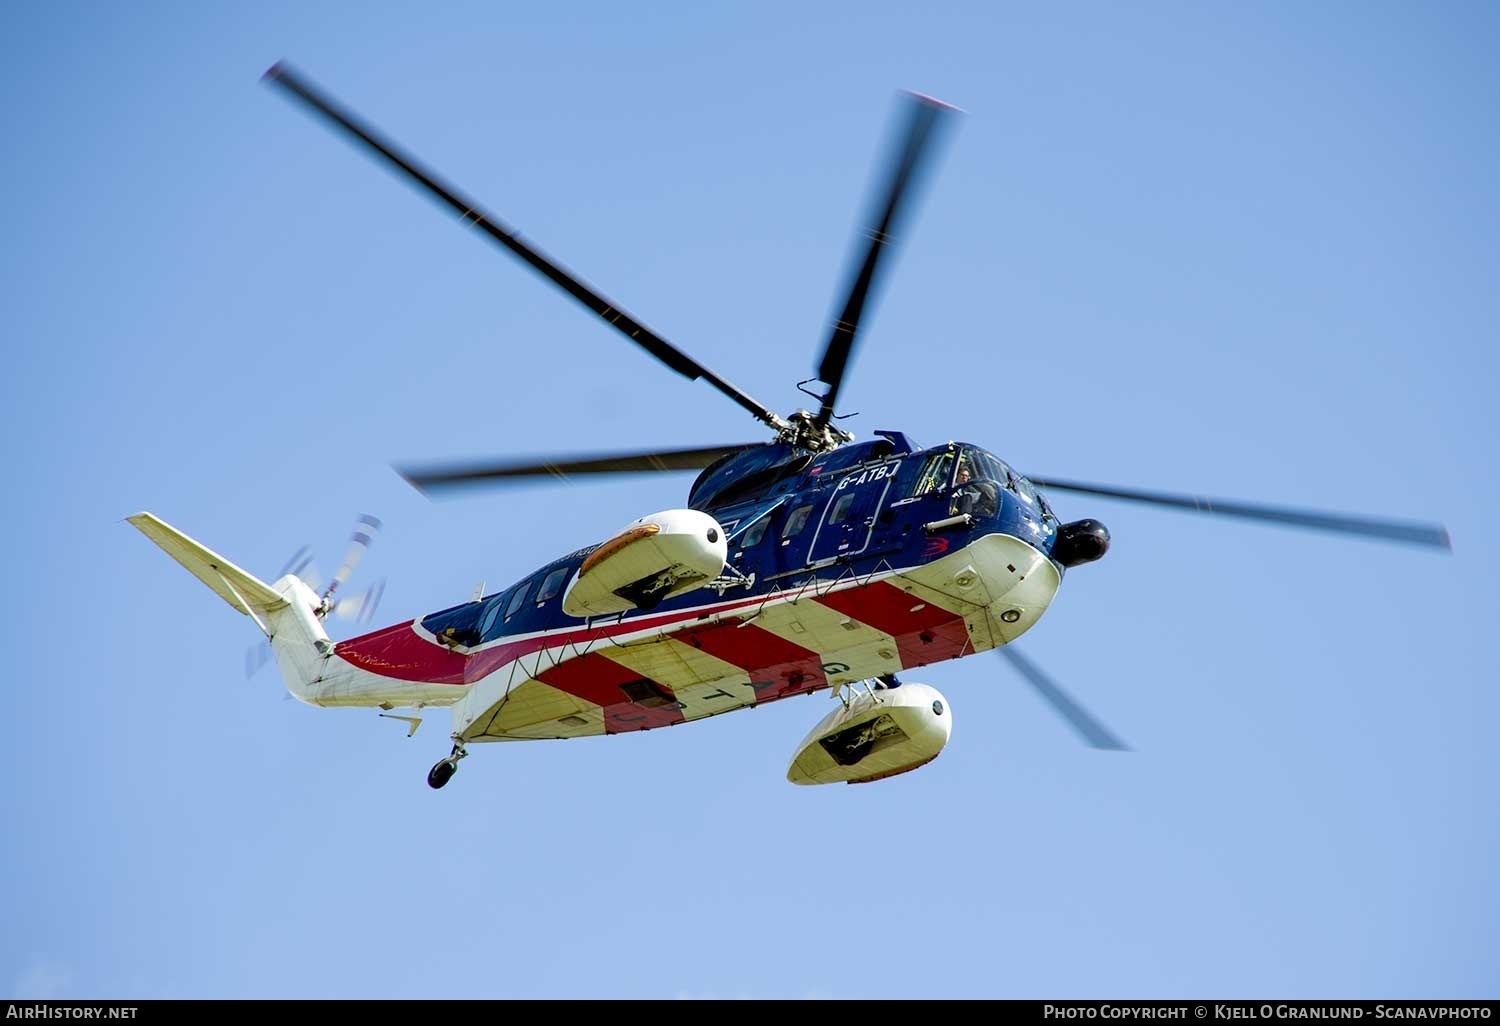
left=561, top=510, right=729, bottom=617
left=788, top=680, right=953, bottom=786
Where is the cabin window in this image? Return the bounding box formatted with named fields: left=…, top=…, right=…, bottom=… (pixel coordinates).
left=536, top=567, right=570, bottom=605
left=740, top=516, right=771, bottom=548
left=912, top=452, right=954, bottom=496
left=478, top=597, right=503, bottom=639
left=782, top=504, right=814, bottom=539
left=505, top=578, right=533, bottom=621
left=827, top=492, right=857, bottom=525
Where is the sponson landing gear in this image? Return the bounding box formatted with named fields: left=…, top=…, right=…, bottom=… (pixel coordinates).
left=426, top=738, right=468, bottom=790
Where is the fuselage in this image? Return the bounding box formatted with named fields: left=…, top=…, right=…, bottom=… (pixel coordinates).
left=322, top=433, right=1075, bottom=742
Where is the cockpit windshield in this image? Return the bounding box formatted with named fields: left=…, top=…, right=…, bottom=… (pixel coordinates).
left=956, top=448, right=1010, bottom=487
left=906, top=445, right=1058, bottom=520
left=946, top=448, right=996, bottom=517
left=951, top=447, right=1055, bottom=521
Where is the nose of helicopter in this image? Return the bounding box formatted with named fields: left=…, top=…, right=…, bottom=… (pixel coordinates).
left=904, top=530, right=1063, bottom=646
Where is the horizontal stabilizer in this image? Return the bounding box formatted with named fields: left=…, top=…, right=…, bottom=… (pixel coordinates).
left=128, top=512, right=289, bottom=617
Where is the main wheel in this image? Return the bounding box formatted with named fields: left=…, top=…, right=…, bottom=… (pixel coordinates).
left=427, top=759, right=456, bottom=790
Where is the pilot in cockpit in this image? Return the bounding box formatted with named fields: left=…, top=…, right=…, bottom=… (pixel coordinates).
left=952, top=452, right=1000, bottom=518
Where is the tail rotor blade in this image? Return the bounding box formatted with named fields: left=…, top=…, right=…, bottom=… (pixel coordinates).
left=278, top=544, right=315, bottom=579
left=999, top=646, right=1129, bottom=751
left=323, top=514, right=382, bottom=603
left=361, top=578, right=386, bottom=623
left=245, top=640, right=273, bottom=680
left=333, top=578, right=386, bottom=625
left=275, top=543, right=321, bottom=592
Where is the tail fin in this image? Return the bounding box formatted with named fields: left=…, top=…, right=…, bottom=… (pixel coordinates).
left=128, top=512, right=330, bottom=704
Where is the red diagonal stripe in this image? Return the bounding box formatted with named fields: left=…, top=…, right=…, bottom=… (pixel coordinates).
left=536, top=654, right=684, bottom=733
left=675, top=620, right=826, bottom=702
left=815, top=581, right=972, bottom=669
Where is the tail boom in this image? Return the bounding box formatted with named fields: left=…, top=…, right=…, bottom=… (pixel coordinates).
left=130, top=512, right=462, bottom=711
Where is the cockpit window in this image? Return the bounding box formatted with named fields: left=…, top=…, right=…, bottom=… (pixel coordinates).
left=951, top=448, right=1010, bottom=518
left=912, top=452, right=954, bottom=496
left=1036, top=490, right=1057, bottom=522
left=955, top=450, right=975, bottom=486
left=959, top=448, right=1010, bottom=485
left=1011, top=472, right=1039, bottom=506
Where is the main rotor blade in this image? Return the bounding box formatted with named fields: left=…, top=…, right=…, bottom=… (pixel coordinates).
left=999, top=647, right=1130, bottom=751
left=263, top=62, right=783, bottom=432
left=1028, top=476, right=1451, bottom=550
left=397, top=442, right=757, bottom=496
left=814, top=92, right=958, bottom=427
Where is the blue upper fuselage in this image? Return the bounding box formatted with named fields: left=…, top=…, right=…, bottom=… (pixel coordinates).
left=420, top=432, right=1063, bottom=646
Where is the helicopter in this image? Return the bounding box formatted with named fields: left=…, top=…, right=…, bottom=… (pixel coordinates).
left=129, top=62, right=1452, bottom=790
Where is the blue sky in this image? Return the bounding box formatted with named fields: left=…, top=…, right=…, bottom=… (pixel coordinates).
left=3, top=1, right=1496, bottom=1000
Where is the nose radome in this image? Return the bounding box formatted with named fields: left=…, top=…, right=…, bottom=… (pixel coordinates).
left=1053, top=519, right=1110, bottom=568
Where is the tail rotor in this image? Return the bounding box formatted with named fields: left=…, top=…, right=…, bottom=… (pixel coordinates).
left=279, top=544, right=318, bottom=584
left=317, top=514, right=383, bottom=619
left=331, top=576, right=386, bottom=624
left=245, top=513, right=387, bottom=680
left=245, top=639, right=275, bottom=680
